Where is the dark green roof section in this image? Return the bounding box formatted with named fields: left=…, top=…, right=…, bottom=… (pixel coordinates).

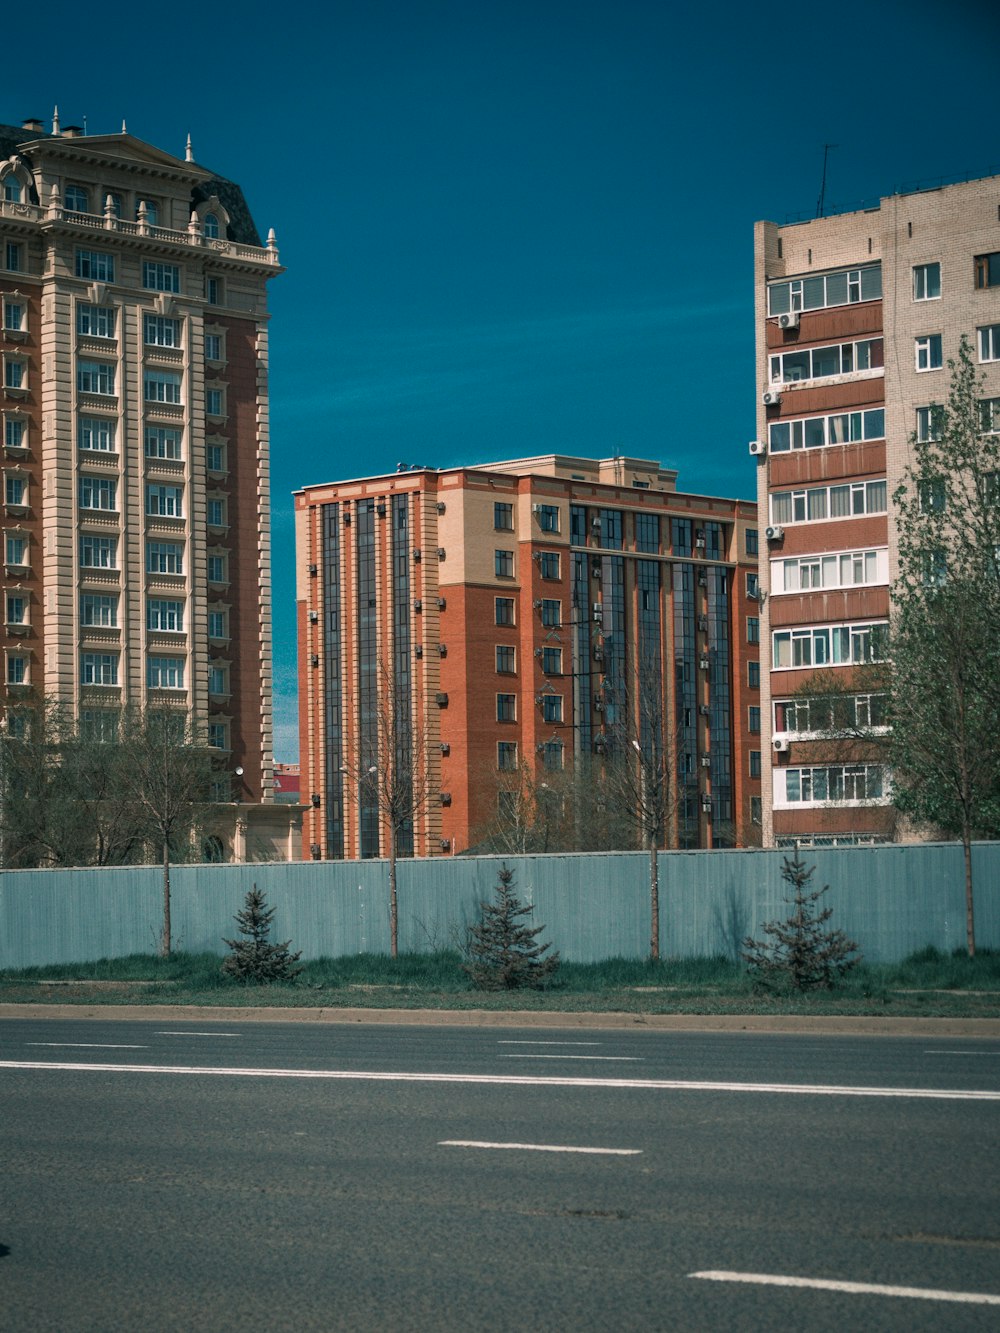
left=0, top=123, right=263, bottom=246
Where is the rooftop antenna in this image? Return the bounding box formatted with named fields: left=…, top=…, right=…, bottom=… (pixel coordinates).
left=816, top=143, right=838, bottom=218
left=52, top=105, right=60, bottom=135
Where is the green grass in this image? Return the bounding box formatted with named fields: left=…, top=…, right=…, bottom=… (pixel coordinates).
left=2, top=948, right=999, bottom=1017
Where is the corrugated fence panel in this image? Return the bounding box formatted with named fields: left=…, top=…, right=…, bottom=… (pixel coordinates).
left=0, top=843, right=997, bottom=969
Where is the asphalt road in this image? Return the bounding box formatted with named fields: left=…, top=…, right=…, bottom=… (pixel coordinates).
left=2, top=1018, right=999, bottom=1331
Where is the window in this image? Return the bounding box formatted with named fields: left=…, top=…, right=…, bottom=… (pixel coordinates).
left=137, top=198, right=159, bottom=225
left=749, top=750, right=762, bottom=779
left=81, top=652, right=119, bottom=686
left=542, top=740, right=564, bottom=771
left=205, top=276, right=221, bottom=305
left=779, top=764, right=886, bottom=806
left=208, top=721, right=229, bottom=750
left=77, top=304, right=116, bottom=339
left=769, top=408, right=885, bottom=453
left=919, top=479, right=946, bottom=514
left=979, top=325, right=1000, bottom=363
left=5, top=532, right=25, bottom=565
left=542, top=646, right=562, bottom=674
left=207, top=497, right=226, bottom=527
left=540, top=599, right=561, bottom=627
left=770, top=479, right=888, bottom=526
left=495, top=644, right=516, bottom=674
left=7, top=655, right=26, bottom=685
left=975, top=252, right=1000, bottom=289
left=5, top=475, right=24, bottom=505
left=4, top=417, right=25, bottom=449
left=146, top=485, right=183, bottom=518
left=146, top=541, right=183, bottom=575
left=541, top=694, right=563, bottom=723
left=496, top=693, right=516, bottom=722
left=203, top=213, right=220, bottom=239
left=745, top=528, right=758, bottom=556
left=143, top=314, right=180, bottom=347
left=204, top=333, right=222, bottom=361
left=923, top=548, right=947, bottom=587
left=77, top=361, right=115, bottom=396
left=748, top=660, right=760, bottom=689
left=144, top=370, right=183, bottom=404
left=767, top=265, right=881, bottom=315
left=4, top=359, right=24, bottom=390
left=749, top=705, right=761, bottom=734
left=142, top=261, right=180, bottom=293
left=915, top=334, right=943, bottom=372
left=206, top=441, right=226, bottom=472
left=64, top=184, right=89, bottom=213
left=495, top=597, right=514, bottom=626
left=81, top=594, right=117, bottom=627
left=774, top=693, right=887, bottom=736
left=75, top=249, right=114, bottom=282
left=494, top=549, right=514, bottom=578
left=4, top=242, right=22, bottom=272
left=770, top=338, right=883, bottom=385
left=538, top=504, right=560, bottom=533
left=913, top=263, right=941, bottom=301
left=79, top=476, right=117, bottom=511
left=208, top=610, right=227, bottom=639
left=494, top=501, right=513, bottom=530
left=772, top=620, right=888, bottom=669
left=746, top=573, right=759, bottom=599
left=6, top=595, right=26, bottom=624
left=747, top=617, right=760, bottom=644
left=3, top=176, right=23, bottom=203
left=80, top=534, right=117, bottom=569
left=78, top=416, right=115, bottom=452
left=208, top=552, right=227, bottom=583
left=980, top=398, right=1000, bottom=434
left=148, top=657, right=184, bottom=689
left=80, top=709, right=120, bottom=743
left=206, top=666, right=226, bottom=696
left=144, top=426, right=182, bottom=460
left=497, top=741, right=518, bottom=770
left=916, top=405, right=945, bottom=442
left=773, top=548, right=886, bottom=594
left=539, top=551, right=560, bottom=579
left=147, top=599, right=184, bottom=632
left=3, top=300, right=24, bottom=332
left=205, top=387, right=225, bottom=416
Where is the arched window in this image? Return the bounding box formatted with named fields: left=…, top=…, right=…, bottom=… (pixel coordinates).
left=3, top=177, right=23, bottom=203
left=202, top=835, right=225, bottom=863
left=136, top=198, right=158, bottom=225
left=203, top=212, right=220, bottom=239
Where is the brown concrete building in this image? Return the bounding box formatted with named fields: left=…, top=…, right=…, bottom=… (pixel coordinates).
left=0, top=113, right=298, bottom=860
left=754, top=171, right=1000, bottom=847
left=296, top=455, right=760, bottom=859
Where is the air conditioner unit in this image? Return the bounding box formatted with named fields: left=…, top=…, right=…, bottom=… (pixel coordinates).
left=342, top=512, right=351, bottom=525
left=699, top=705, right=711, bottom=717
left=437, top=547, right=445, bottom=560
left=436, top=692, right=449, bottom=707
left=413, top=547, right=421, bottom=561
left=765, top=524, right=784, bottom=542
left=440, top=742, right=450, bottom=755
left=413, top=599, right=422, bottom=612
left=697, top=615, right=708, bottom=631
left=778, top=311, right=800, bottom=330
left=534, top=647, right=543, bottom=657
left=592, top=561, right=602, bottom=576
left=532, top=551, right=542, bottom=562
left=701, top=796, right=713, bottom=813
left=749, top=440, right=766, bottom=457
left=439, top=792, right=452, bottom=807
left=700, top=755, right=711, bottom=768
left=773, top=736, right=790, bottom=753
left=440, top=838, right=451, bottom=851
left=414, top=645, right=423, bottom=658
left=762, top=387, right=782, bottom=406
left=695, top=530, right=706, bottom=547
left=309, top=654, right=319, bottom=667
left=308, top=563, right=318, bottom=575
left=533, top=599, right=543, bottom=609
left=438, top=643, right=447, bottom=657
left=699, top=658, right=710, bottom=670
left=376, top=502, right=386, bottom=517
left=310, top=793, right=321, bottom=808
left=308, top=610, right=318, bottom=623
left=436, top=501, right=446, bottom=513
left=532, top=503, right=543, bottom=515
left=437, top=596, right=446, bottom=610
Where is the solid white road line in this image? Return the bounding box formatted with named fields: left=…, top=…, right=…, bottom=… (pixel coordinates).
left=501, top=1054, right=644, bottom=1062
left=497, top=1040, right=602, bottom=1046
left=924, top=1050, right=1000, bottom=1056
left=2, top=1061, right=1000, bottom=1100
left=690, top=1271, right=1000, bottom=1306
left=24, top=1043, right=148, bottom=1050
left=155, top=1031, right=242, bottom=1038
left=440, top=1140, right=641, bottom=1155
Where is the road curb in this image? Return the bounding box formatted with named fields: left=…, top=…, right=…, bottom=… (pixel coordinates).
left=0, top=1002, right=998, bottom=1037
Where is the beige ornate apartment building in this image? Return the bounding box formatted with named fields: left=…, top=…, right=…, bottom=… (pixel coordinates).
left=755, top=171, right=1000, bottom=847
left=0, top=113, right=297, bottom=860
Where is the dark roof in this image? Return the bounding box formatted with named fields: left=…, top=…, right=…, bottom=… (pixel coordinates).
left=0, top=123, right=262, bottom=246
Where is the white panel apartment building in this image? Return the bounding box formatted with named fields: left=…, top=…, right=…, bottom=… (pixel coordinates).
left=754, top=172, right=1000, bottom=847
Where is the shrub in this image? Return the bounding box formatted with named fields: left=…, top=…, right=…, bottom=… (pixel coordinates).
left=222, top=885, right=303, bottom=984
left=742, top=855, right=861, bottom=991
left=462, top=865, right=561, bottom=991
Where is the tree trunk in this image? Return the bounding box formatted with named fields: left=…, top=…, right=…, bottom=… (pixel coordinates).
left=161, top=837, right=171, bottom=957
left=649, top=831, right=659, bottom=961
left=389, top=828, right=398, bottom=959
left=962, top=821, right=976, bottom=959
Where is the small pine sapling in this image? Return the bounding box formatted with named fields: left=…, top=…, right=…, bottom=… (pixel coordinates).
left=742, top=854, right=861, bottom=991
left=462, top=864, right=561, bottom=991
left=222, top=885, right=303, bottom=984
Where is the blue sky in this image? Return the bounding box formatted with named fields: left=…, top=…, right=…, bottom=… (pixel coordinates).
left=8, top=0, right=999, bottom=759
